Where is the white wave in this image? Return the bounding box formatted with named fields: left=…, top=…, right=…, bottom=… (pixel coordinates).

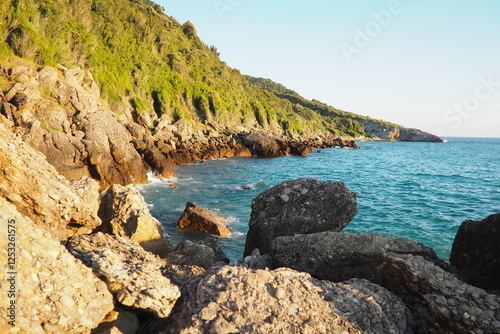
left=146, top=171, right=176, bottom=183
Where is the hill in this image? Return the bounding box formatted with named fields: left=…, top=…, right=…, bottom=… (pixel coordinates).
left=0, top=0, right=441, bottom=141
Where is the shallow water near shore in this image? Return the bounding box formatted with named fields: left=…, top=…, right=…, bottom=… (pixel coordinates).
left=137, top=137, right=500, bottom=262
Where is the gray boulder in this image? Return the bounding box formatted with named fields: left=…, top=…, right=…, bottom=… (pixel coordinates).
left=166, top=238, right=229, bottom=270
left=244, top=178, right=357, bottom=256
left=271, top=231, right=438, bottom=282
left=67, top=233, right=181, bottom=318
left=450, top=213, right=500, bottom=291
left=161, top=266, right=413, bottom=334
left=378, top=253, right=500, bottom=333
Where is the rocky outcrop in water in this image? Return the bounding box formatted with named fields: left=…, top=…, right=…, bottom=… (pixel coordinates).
left=450, top=213, right=500, bottom=292
left=244, top=178, right=357, bottom=256
left=156, top=266, right=413, bottom=334
left=177, top=202, right=231, bottom=237
left=67, top=232, right=181, bottom=318
left=98, top=184, right=174, bottom=257
left=378, top=253, right=500, bottom=333
left=0, top=198, right=114, bottom=333
left=271, top=231, right=439, bottom=283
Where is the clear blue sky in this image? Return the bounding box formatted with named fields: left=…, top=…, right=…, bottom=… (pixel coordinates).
left=156, top=0, right=500, bottom=137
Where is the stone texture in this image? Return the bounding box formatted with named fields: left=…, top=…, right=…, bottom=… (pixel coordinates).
left=166, top=238, right=229, bottom=269
left=98, top=184, right=173, bottom=257
left=450, top=213, right=500, bottom=291
left=161, top=266, right=413, bottom=334
left=0, top=198, right=114, bottom=333
left=378, top=253, right=500, bottom=333
left=2, top=64, right=148, bottom=189
left=271, top=231, right=438, bottom=282
left=67, top=233, right=181, bottom=318
left=0, top=123, right=101, bottom=240
left=236, top=248, right=273, bottom=270
left=177, top=202, right=231, bottom=236
left=244, top=178, right=357, bottom=256
left=242, top=131, right=284, bottom=157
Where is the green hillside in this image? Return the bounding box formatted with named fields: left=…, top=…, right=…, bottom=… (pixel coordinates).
left=1, top=0, right=409, bottom=138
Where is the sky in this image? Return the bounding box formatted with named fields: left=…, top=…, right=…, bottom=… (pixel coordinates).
left=156, top=0, right=500, bottom=137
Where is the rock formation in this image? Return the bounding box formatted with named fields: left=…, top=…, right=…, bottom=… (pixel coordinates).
left=0, top=123, right=101, bottom=240
left=177, top=202, right=231, bottom=236
left=1, top=65, right=148, bottom=189
left=378, top=253, right=500, bottom=333
left=271, top=231, right=439, bottom=282
left=98, top=184, right=173, bottom=257
left=166, top=239, right=230, bottom=270
left=0, top=198, right=114, bottom=333
left=244, top=178, right=357, bottom=256
left=158, top=266, right=413, bottom=334
left=67, top=233, right=181, bottom=318
left=450, top=213, right=500, bottom=291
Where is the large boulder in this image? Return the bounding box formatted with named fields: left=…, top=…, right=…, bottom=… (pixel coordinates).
left=177, top=202, right=231, bottom=237
left=378, top=253, right=500, bottom=333
left=160, top=266, right=413, bottom=334
left=244, top=178, right=357, bottom=256
left=271, top=231, right=439, bottom=283
left=242, top=131, right=284, bottom=157
left=3, top=65, right=149, bottom=188
left=0, top=123, right=101, bottom=240
left=98, top=184, right=173, bottom=257
left=450, top=213, right=500, bottom=291
left=67, top=232, right=181, bottom=318
left=0, top=198, right=114, bottom=333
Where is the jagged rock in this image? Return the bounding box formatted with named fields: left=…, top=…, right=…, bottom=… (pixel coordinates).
left=378, top=253, right=500, bottom=333
left=79, top=110, right=148, bottom=188
left=160, top=265, right=206, bottom=288
left=3, top=65, right=149, bottom=188
left=236, top=248, right=273, bottom=270
left=242, top=131, right=284, bottom=157
left=161, top=266, right=413, bottom=334
left=166, top=238, right=229, bottom=270
left=271, top=231, right=438, bottom=283
left=98, top=184, right=173, bottom=257
left=244, top=178, right=357, bottom=256
left=0, top=198, right=114, bottom=333
left=450, top=213, right=500, bottom=291
left=69, top=177, right=101, bottom=219
left=177, top=202, right=231, bottom=236
left=67, top=232, right=181, bottom=318
left=398, top=128, right=443, bottom=142
left=0, top=123, right=101, bottom=240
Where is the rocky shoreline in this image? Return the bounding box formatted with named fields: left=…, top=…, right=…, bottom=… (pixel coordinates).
left=1, top=63, right=497, bottom=334
left=1, top=120, right=499, bottom=333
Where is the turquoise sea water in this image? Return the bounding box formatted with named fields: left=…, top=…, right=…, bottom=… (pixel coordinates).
left=137, top=137, right=500, bottom=261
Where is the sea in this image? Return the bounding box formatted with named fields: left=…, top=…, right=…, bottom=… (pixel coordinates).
left=137, top=137, right=500, bottom=262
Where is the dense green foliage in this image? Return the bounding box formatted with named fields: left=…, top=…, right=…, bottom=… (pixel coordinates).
left=0, top=0, right=396, bottom=137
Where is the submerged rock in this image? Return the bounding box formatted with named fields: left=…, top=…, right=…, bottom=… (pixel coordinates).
left=378, top=253, right=500, bottom=333
left=98, top=184, right=173, bottom=257
left=244, top=178, right=357, bottom=256
left=161, top=266, right=413, bottom=334
left=0, top=198, right=114, bottom=333
left=271, top=231, right=438, bottom=283
left=450, top=213, right=500, bottom=291
left=67, top=232, right=181, bottom=318
left=177, top=202, right=231, bottom=236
